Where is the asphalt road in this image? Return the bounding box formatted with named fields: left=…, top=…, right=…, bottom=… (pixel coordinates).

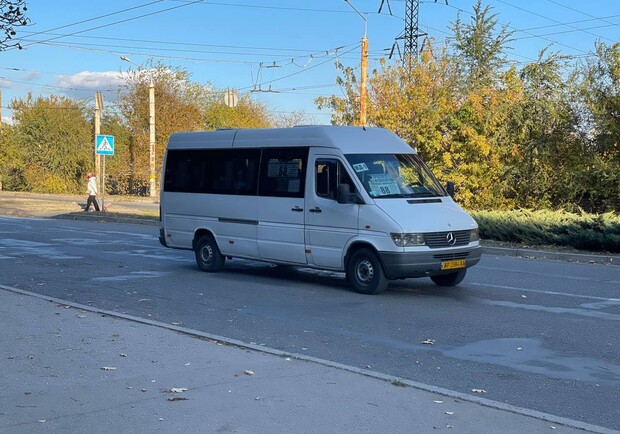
left=1, top=216, right=618, bottom=431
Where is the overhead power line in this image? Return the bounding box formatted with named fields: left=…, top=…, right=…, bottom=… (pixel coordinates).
left=18, top=0, right=206, bottom=50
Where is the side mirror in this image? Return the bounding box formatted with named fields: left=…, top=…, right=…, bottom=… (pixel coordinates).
left=446, top=181, right=455, bottom=198
left=337, top=183, right=360, bottom=204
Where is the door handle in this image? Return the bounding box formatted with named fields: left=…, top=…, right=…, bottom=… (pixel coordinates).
left=309, top=207, right=322, bottom=213
left=291, top=206, right=304, bottom=212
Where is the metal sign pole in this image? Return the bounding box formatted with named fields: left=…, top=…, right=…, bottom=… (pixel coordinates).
left=102, top=155, right=106, bottom=212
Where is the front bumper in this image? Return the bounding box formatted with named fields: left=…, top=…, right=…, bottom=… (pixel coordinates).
left=378, top=245, right=482, bottom=279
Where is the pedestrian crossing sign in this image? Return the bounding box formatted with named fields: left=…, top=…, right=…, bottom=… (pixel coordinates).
left=96, top=135, right=115, bottom=155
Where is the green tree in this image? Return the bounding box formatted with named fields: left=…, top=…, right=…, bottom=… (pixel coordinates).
left=118, top=62, right=203, bottom=194
left=503, top=49, right=579, bottom=209
left=314, top=63, right=361, bottom=126
left=450, top=0, right=513, bottom=89
left=98, top=112, right=132, bottom=195
left=574, top=42, right=620, bottom=212
left=202, top=93, right=272, bottom=130
left=7, top=93, right=92, bottom=193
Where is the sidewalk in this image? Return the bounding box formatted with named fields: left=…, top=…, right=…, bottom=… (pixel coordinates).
left=0, top=286, right=612, bottom=434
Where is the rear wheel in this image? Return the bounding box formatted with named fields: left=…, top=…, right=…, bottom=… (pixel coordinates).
left=430, top=269, right=466, bottom=286
left=347, top=248, right=389, bottom=295
left=195, top=235, right=224, bottom=272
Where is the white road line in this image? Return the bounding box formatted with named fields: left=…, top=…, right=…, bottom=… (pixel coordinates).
left=470, top=282, right=620, bottom=302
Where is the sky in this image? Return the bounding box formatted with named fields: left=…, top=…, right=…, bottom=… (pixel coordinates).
left=0, top=0, right=619, bottom=125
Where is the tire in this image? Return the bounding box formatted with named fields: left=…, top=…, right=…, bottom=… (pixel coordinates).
left=346, top=248, right=389, bottom=295
left=430, top=269, right=466, bottom=287
left=194, top=235, right=224, bottom=272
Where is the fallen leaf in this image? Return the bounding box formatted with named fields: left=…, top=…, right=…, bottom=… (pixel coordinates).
left=170, top=387, right=188, bottom=393
left=244, top=370, right=254, bottom=376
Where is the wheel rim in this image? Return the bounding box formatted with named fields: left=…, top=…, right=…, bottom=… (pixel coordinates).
left=355, top=258, right=374, bottom=285
left=200, top=244, right=213, bottom=266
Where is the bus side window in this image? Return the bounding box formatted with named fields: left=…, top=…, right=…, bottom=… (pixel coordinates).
left=258, top=147, right=308, bottom=198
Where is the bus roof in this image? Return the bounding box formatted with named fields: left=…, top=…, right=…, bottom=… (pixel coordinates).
left=166, top=125, right=415, bottom=154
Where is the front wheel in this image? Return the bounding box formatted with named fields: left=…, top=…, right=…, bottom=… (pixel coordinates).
left=430, top=269, right=466, bottom=287
left=195, top=235, right=224, bottom=272
left=346, top=248, right=389, bottom=295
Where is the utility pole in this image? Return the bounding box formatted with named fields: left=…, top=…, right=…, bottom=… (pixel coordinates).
left=149, top=78, right=156, bottom=197
left=360, top=34, right=368, bottom=126
left=345, top=0, right=368, bottom=126
left=94, top=91, right=103, bottom=191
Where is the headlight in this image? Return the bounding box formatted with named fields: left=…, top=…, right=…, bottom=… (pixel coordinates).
left=470, top=227, right=480, bottom=241
left=391, top=232, right=426, bottom=247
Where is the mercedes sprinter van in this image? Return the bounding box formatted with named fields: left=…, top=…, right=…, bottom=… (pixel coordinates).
left=159, top=126, right=481, bottom=294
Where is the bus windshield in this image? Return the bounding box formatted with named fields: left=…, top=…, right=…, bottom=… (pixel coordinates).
left=345, top=153, right=447, bottom=199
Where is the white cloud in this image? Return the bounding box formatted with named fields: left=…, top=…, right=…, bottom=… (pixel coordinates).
left=1, top=115, right=14, bottom=126
left=22, top=71, right=41, bottom=81
left=53, top=70, right=127, bottom=101
left=55, top=70, right=125, bottom=91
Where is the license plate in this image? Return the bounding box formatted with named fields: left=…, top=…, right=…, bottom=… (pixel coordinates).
left=441, top=259, right=466, bottom=270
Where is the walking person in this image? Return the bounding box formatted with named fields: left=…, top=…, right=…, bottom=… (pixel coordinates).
left=84, top=172, right=100, bottom=212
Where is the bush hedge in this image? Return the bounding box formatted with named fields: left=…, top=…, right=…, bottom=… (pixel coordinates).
left=470, top=209, right=620, bottom=253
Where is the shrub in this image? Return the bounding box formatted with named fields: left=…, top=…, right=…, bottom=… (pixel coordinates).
left=470, top=209, right=620, bottom=253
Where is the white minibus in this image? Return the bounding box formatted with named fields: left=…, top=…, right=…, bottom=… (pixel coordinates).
left=159, top=125, right=481, bottom=294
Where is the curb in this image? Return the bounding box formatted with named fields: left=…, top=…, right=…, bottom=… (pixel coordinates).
left=482, top=246, right=619, bottom=266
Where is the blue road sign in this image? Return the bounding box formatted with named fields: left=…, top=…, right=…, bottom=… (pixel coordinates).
left=96, top=135, right=114, bottom=155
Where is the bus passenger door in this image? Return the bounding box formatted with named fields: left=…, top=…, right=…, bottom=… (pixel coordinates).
left=305, top=153, right=359, bottom=269
left=256, top=147, right=308, bottom=265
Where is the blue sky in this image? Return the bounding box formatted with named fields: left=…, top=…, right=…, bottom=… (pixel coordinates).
left=1, top=0, right=619, bottom=125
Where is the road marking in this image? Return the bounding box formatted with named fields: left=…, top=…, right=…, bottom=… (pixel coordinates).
left=471, top=282, right=620, bottom=302
left=481, top=299, right=620, bottom=321
left=476, top=265, right=614, bottom=282
left=93, top=271, right=167, bottom=282
left=0, top=238, right=82, bottom=260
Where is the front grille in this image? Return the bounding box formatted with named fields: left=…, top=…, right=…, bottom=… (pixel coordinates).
left=433, top=252, right=470, bottom=260
left=425, top=230, right=471, bottom=248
